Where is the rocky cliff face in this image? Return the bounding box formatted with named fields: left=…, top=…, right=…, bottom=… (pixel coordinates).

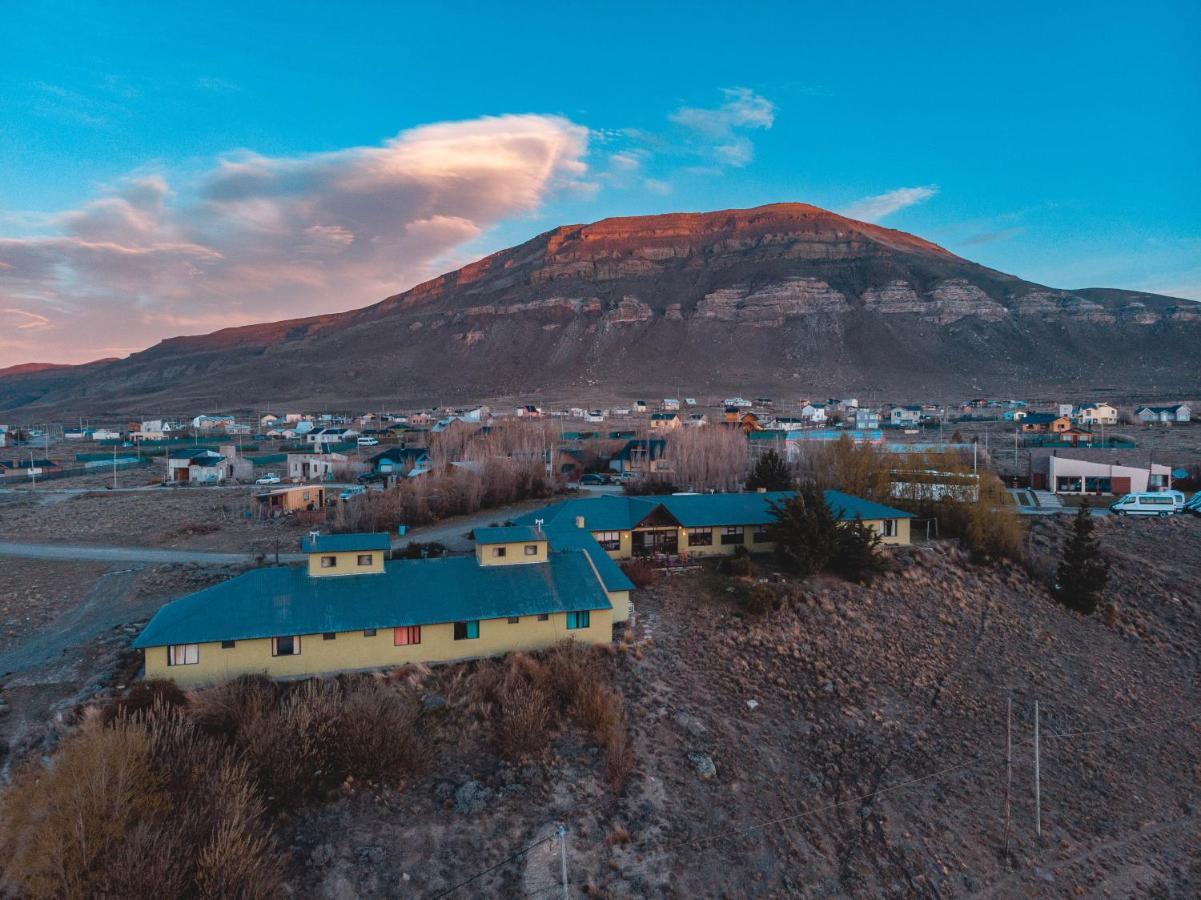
left=2, top=203, right=1199, bottom=414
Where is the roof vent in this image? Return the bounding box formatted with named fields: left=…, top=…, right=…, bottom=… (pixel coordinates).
left=534, top=517, right=545, bottom=534
left=575, top=515, right=585, bottom=530
left=308, top=529, right=320, bottom=541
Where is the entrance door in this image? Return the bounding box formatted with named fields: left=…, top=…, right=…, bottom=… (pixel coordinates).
left=633, top=529, right=678, bottom=556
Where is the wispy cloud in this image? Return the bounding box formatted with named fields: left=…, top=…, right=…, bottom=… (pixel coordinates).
left=960, top=226, right=1025, bottom=246
left=667, top=87, right=775, bottom=169
left=0, top=115, right=591, bottom=365
left=841, top=186, right=938, bottom=223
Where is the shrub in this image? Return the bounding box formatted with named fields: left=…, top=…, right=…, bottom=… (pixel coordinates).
left=99, top=677, right=188, bottom=725
left=621, top=558, right=660, bottom=588
left=717, top=554, right=753, bottom=576
left=332, top=679, right=428, bottom=779
left=740, top=583, right=777, bottom=616
left=494, top=670, right=552, bottom=760
left=768, top=487, right=839, bottom=576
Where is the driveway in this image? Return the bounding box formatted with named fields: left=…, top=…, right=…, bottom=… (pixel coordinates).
left=0, top=541, right=304, bottom=565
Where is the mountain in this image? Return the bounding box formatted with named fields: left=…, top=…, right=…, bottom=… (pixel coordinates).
left=2, top=203, right=1198, bottom=416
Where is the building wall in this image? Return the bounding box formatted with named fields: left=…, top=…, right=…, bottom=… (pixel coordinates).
left=143, top=609, right=614, bottom=687
left=475, top=539, right=549, bottom=566
left=607, top=590, right=632, bottom=623
left=595, top=519, right=911, bottom=561
left=306, top=549, right=386, bottom=577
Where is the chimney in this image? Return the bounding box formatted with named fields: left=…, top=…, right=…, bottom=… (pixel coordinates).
left=575, top=515, right=586, bottom=530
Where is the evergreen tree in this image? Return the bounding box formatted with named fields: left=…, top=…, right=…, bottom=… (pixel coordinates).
left=768, top=487, right=839, bottom=576
left=1054, top=500, right=1109, bottom=614
left=746, top=449, right=793, bottom=492
left=829, top=516, right=887, bottom=583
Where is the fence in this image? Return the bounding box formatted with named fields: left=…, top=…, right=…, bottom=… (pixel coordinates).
left=0, top=457, right=153, bottom=483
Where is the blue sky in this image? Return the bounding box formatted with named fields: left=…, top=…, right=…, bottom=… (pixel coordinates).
left=1, top=0, right=1198, bottom=364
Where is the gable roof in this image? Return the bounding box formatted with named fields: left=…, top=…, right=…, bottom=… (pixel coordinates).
left=612, top=439, right=667, bottom=462
left=300, top=532, right=391, bottom=553
left=133, top=550, right=611, bottom=649
left=474, top=525, right=544, bottom=545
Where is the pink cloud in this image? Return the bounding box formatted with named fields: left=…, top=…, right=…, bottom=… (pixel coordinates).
left=0, top=114, right=590, bottom=365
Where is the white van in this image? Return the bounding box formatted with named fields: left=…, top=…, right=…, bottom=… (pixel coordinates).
left=1109, top=492, right=1178, bottom=517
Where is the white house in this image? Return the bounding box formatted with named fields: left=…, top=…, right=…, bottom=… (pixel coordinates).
left=287, top=452, right=348, bottom=481
left=724, top=397, right=753, bottom=408
left=800, top=403, right=828, bottom=425
left=1074, top=402, right=1118, bottom=426
left=306, top=427, right=356, bottom=447
left=1136, top=404, right=1191, bottom=424
left=890, top=405, right=922, bottom=427
left=662, top=398, right=681, bottom=411
left=515, top=404, right=543, bottom=418
left=134, top=420, right=174, bottom=441
left=854, top=408, right=881, bottom=430
left=92, top=428, right=122, bottom=441
left=1031, top=454, right=1172, bottom=495
left=454, top=406, right=489, bottom=423
left=166, top=449, right=230, bottom=484
left=191, top=414, right=236, bottom=430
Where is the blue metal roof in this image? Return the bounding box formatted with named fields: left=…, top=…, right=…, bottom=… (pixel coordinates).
left=540, top=528, right=635, bottom=593
left=134, top=551, right=611, bottom=648
left=299, top=532, right=392, bottom=553
left=474, top=525, right=544, bottom=545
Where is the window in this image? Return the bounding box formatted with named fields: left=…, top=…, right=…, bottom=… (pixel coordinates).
left=507, top=616, right=520, bottom=624
left=272, top=635, right=300, bottom=657
left=595, top=531, right=622, bottom=551
left=492, top=546, right=507, bottom=558
left=357, top=554, right=373, bottom=566
left=320, top=555, right=337, bottom=569
left=221, top=640, right=235, bottom=649
left=566, top=611, right=591, bottom=630
left=752, top=527, right=771, bottom=544
left=363, top=628, right=377, bottom=637
left=537, top=613, right=549, bottom=621
left=322, top=632, right=336, bottom=641
left=524, top=544, right=538, bottom=556
left=168, top=643, right=199, bottom=666
left=686, top=527, right=713, bottom=547
left=882, top=520, right=897, bottom=538
left=721, top=526, right=745, bottom=545
left=453, top=620, right=480, bottom=640
left=394, top=625, right=421, bottom=646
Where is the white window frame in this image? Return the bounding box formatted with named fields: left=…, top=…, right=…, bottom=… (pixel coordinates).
left=882, top=519, right=897, bottom=537
left=167, top=643, right=199, bottom=666
left=272, top=635, right=301, bottom=657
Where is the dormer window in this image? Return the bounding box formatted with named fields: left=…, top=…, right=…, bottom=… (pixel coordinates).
left=492, top=547, right=507, bottom=558
left=357, top=554, right=373, bottom=566
left=524, top=544, right=538, bottom=556
left=321, top=556, right=337, bottom=568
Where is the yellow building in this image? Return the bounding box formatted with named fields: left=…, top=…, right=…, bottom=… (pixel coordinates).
left=134, top=529, right=616, bottom=687
left=512, top=490, right=912, bottom=560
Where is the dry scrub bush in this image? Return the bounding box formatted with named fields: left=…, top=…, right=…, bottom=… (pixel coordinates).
left=493, top=658, right=553, bottom=759
left=621, top=558, right=660, bottom=588
left=333, top=677, right=428, bottom=780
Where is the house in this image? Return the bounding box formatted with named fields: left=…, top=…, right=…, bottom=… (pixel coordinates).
left=256, top=486, right=329, bottom=517
left=632, top=400, right=648, bottom=413
left=287, top=452, right=347, bottom=482
left=1020, top=413, right=1073, bottom=434
left=684, top=398, right=697, bottom=407
left=368, top=447, right=430, bottom=477
left=1074, top=402, right=1118, bottom=426
left=609, top=439, right=670, bottom=477
left=662, top=398, right=680, bottom=411
left=854, top=408, right=881, bottom=430
left=0, top=425, right=7, bottom=448
left=800, top=403, right=828, bottom=425
left=512, top=490, right=913, bottom=562
left=306, top=427, right=357, bottom=447
left=584, top=410, right=606, bottom=424
left=167, top=448, right=230, bottom=484
left=723, top=409, right=762, bottom=432
left=454, top=406, right=490, bottom=423
left=91, top=428, right=122, bottom=441
left=133, top=420, right=174, bottom=441
left=1030, top=452, right=1172, bottom=495
left=0, top=458, right=60, bottom=478
left=724, top=397, right=752, bottom=408
left=649, top=412, right=681, bottom=431
left=684, top=413, right=709, bottom=428
left=192, top=414, right=236, bottom=431
left=890, top=406, right=922, bottom=427
left=133, top=529, right=618, bottom=686
left=260, top=413, right=281, bottom=427
left=554, top=448, right=586, bottom=481
left=1135, top=404, right=1191, bottom=424
left=515, top=404, right=543, bottom=418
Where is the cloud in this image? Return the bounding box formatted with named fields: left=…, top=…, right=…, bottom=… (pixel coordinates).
left=960, top=227, right=1025, bottom=246
left=840, top=186, right=938, bottom=223
left=669, top=87, right=775, bottom=137
left=0, top=115, right=590, bottom=365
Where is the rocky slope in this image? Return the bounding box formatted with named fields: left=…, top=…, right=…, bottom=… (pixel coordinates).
left=3, top=203, right=1199, bottom=414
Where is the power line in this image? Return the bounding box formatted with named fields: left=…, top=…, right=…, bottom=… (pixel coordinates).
left=426, top=833, right=554, bottom=900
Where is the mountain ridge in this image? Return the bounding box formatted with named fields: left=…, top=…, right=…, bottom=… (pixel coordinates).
left=2, top=203, right=1198, bottom=415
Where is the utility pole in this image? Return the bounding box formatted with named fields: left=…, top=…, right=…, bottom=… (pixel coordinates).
left=113, top=444, right=118, bottom=490
left=558, top=824, right=569, bottom=900
left=1033, top=699, right=1042, bottom=840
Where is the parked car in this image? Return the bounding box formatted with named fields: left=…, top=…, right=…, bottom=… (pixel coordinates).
left=254, top=473, right=281, bottom=485
left=357, top=436, right=380, bottom=447
left=580, top=473, right=609, bottom=486
left=1109, top=492, right=1177, bottom=517
left=339, top=485, right=366, bottom=501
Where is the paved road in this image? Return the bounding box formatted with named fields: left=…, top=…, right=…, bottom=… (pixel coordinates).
left=0, top=541, right=304, bottom=565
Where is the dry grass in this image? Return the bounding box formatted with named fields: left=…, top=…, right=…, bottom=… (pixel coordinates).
left=621, top=558, right=660, bottom=588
